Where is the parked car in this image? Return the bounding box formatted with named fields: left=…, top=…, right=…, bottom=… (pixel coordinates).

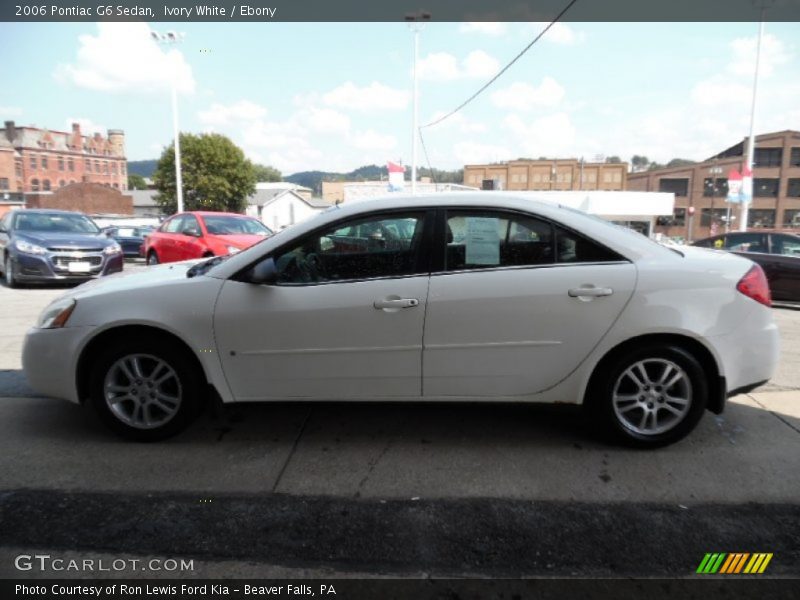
left=143, top=211, right=272, bottom=265
left=23, top=195, right=779, bottom=446
left=692, top=231, right=800, bottom=303
left=0, top=209, right=123, bottom=288
left=103, top=226, right=155, bottom=258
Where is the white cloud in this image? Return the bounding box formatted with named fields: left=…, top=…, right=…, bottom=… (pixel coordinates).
left=417, top=52, right=461, bottom=81
left=352, top=130, right=398, bottom=151
left=727, top=34, right=792, bottom=78
left=418, top=50, right=499, bottom=81
left=453, top=141, right=514, bottom=165
left=502, top=112, right=577, bottom=156
left=529, top=22, right=585, bottom=45
left=491, top=77, right=565, bottom=110
left=65, top=117, right=105, bottom=136
left=304, top=107, right=351, bottom=135
left=459, top=22, right=507, bottom=36
left=197, top=100, right=268, bottom=127
left=690, top=79, right=751, bottom=107
left=55, top=23, right=195, bottom=94
left=462, top=50, right=500, bottom=78
left=1, top=106, right=23, bottom=117
left=323, top=81, right=410, bottom=111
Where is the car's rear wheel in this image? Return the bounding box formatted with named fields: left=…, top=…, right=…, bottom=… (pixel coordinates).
left=588, top=344, right=708, bottom=448
left=146, top=251, right=159, bottom=266
left=4, top=256, right=17, bottom=288
left=89, top=338, right=202, bottom=441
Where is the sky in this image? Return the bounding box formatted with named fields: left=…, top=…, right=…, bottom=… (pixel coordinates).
left=1, top=21, right=799, bottom=175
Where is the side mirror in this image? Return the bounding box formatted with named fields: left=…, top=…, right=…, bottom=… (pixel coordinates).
left=246, top=257, right=278, bottom=285
left=104, top=230, right=114, bottom=237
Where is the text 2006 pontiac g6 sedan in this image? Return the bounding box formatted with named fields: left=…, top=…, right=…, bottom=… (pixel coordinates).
left=23, top=195, right=780, bottom=446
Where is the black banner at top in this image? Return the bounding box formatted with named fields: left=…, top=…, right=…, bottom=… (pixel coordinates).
left=2, top=0, right=800, bottom=23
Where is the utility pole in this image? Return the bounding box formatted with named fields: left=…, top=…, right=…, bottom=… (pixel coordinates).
left=405, top=12, right=430, bottom=195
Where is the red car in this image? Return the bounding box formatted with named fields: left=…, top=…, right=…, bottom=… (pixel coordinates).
left=144, top=211, right=272, bottom=265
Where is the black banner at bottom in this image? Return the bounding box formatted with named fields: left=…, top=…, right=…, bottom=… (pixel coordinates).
left=4, top=578, right=799, bottom=600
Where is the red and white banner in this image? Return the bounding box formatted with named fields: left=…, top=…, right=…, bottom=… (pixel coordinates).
left=387, top=161, right=405, bottom=192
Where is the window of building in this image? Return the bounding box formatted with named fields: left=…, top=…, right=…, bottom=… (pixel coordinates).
left=748, top=209, right=775, bottom=228
left=783, top=209, right=800, bottom=228
left=656, top=208, right=686, bottom=227
left=113, top=183, right=119, bottom=189
left=613, top=172, right=622, bottom=183
left=41, top=155, right=48, bottom=169
left=658, top=178, right=689, bottom=197
left=111, top=162, right=118, bottom=175
left=700, top=208, right=728, bottom=227
left=703, top=177, right=729, bottom=197
left=58, top=180, right=65, bottom=188
left=519, top=172, right=528, bottom=183
left=15, top=162, right=22, bottom=177
left=511, top=173, right=520, bottom=183
left=582, top=171, right=597, bottom=183
left=121, top=164, right=126, bottom=176
left=603, top=171, right=613, bottom=183
left=557, top=171, right=572, bottom=183
left=753, top=178, right=779, bottom=197
left=103, top=161, right=109, bottom=175
left=58, top=156, right=64, bottom=171
left=30, top=155, right=37, bottom=169
left=31, top=178, right=40, bottom=191
left=0, top=178, right=8, bottom=191
left=787, top=178, right=800, bottom=197
left=43, top=179, right=51, bottom=191
left=754, top=147, right=782, bottom=168
left=68, top=157, right=74, bottom=172
left=790, top=148, right=800, bottom=167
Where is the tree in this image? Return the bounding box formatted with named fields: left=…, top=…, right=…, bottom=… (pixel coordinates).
left=127, top=173, right=148, bottom=190
left=252, top=164, right=282, bottom=182
left=153, top=133, right=256, bottom=214
left=666, top=158, right=697, bottom=168
left=605, top=156, right=622, bottom=164
left=631, top=155, right=649, bottom=172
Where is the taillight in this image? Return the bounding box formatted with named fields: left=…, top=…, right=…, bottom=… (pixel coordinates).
left=736, top=264, right=771, bottom=307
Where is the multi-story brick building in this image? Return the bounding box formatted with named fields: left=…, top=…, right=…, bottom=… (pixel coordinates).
left=463, top=159, right=628, bottom=192
left=627, top=130, right=800, bottom=241
left=0, top=121, right=128, bottom=198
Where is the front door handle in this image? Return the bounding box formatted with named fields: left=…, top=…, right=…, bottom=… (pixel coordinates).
left=568, top=286, right=613, bottom=298
left=373, top=298, right=420, bottom=310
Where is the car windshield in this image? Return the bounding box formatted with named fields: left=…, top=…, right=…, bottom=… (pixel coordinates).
left=14, top=212, right=100, bottom=234
left=203, top=216, right=272, bottom=236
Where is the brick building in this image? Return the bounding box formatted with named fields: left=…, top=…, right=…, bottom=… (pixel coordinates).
left=463, top=159, right=627, bottom=192
left=627, top=130, right=800, bottom=241
left=0, top=121, right=128, bottom=197
left=25, top=183, right=133, bottom=215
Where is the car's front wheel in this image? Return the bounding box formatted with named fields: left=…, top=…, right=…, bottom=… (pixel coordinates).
left=89, top=338, right=203, bottom=441
left=588, top=344, right=708, bottom=448
left=4, top=255, right=17, bottom=288
left=146, top=251, right=159, bottom=266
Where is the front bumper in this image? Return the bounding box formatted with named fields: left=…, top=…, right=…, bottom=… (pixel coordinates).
left=22, top=326, right=93, bottom=404
left=11, top=250, right=123, bottom=283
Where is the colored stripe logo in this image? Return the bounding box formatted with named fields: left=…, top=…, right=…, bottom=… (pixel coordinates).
left=697, top=553, right=773, bottom=574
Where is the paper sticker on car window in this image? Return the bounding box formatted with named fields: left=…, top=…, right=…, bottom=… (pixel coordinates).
left=465, top=217, right=500, bottom=265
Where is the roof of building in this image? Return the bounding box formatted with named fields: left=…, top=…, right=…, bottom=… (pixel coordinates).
left=0, top=122, right=124, bottom=157
left=248, top=188, right=331, bottom=209
left=255, top=181, right=312, bottom=192
left=130, top=190, right=158, bottom=207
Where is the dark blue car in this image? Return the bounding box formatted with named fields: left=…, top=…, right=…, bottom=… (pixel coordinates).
left=103, top=225, right=155, bottom=258
left=0, top=209, right=124, bottom=287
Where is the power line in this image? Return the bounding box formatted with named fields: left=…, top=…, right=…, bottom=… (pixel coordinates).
left=418, top=128, right=438, bottom=185
left=421, top=0, right=580, bottom=130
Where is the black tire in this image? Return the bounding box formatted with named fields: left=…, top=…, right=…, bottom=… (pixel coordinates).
left=586, top=344, right=708, bottom=448
left=88, top=337, right=204, bottom=441
left=4, top=255, right=17, bottom=288
left=146, top=251, right=159, bottom=266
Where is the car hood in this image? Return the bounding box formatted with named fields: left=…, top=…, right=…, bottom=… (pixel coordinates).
left=14, top=231, right=111, bottom=249
left=58, top=259, right=204, bottom=300
left=207, top=233, right=268, bottom=248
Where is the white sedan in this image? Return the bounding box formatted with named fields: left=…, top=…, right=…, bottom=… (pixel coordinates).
left=22, top=195, right=780, bottom=446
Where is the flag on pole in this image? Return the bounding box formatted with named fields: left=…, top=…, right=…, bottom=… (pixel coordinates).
left=387, top=161, right=405, bottom=192
left=726, top=169, right=742, bottom=204
left=741, top=165, right=753, bottom=205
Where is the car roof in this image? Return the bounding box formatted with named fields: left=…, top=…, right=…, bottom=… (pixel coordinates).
left=177, top=211, right=256, bottom=217
left=10, top=208, right=89, bottom=215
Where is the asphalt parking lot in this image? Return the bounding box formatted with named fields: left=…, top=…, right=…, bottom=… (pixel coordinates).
left=0, top=261, right=798, bottom=579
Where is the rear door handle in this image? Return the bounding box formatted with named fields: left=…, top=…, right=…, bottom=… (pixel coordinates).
left=373, top=298, right=419, bottom=310
left=568, top=286, right=613, bottom=298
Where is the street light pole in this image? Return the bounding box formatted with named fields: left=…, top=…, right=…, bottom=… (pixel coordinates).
left=740, top=5, right=767, bottom=232
left=406, top=12, right=430, bottom=196
left=151, top=30, right=185, bottom=214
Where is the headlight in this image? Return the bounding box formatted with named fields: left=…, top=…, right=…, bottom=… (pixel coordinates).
left=37, top=298, right=77, bottom=329
left=15, top=240, right=47, bottom=255
left=103, top=243, right=122, bottom=255
left=226, top=246, right=241, bottom=255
